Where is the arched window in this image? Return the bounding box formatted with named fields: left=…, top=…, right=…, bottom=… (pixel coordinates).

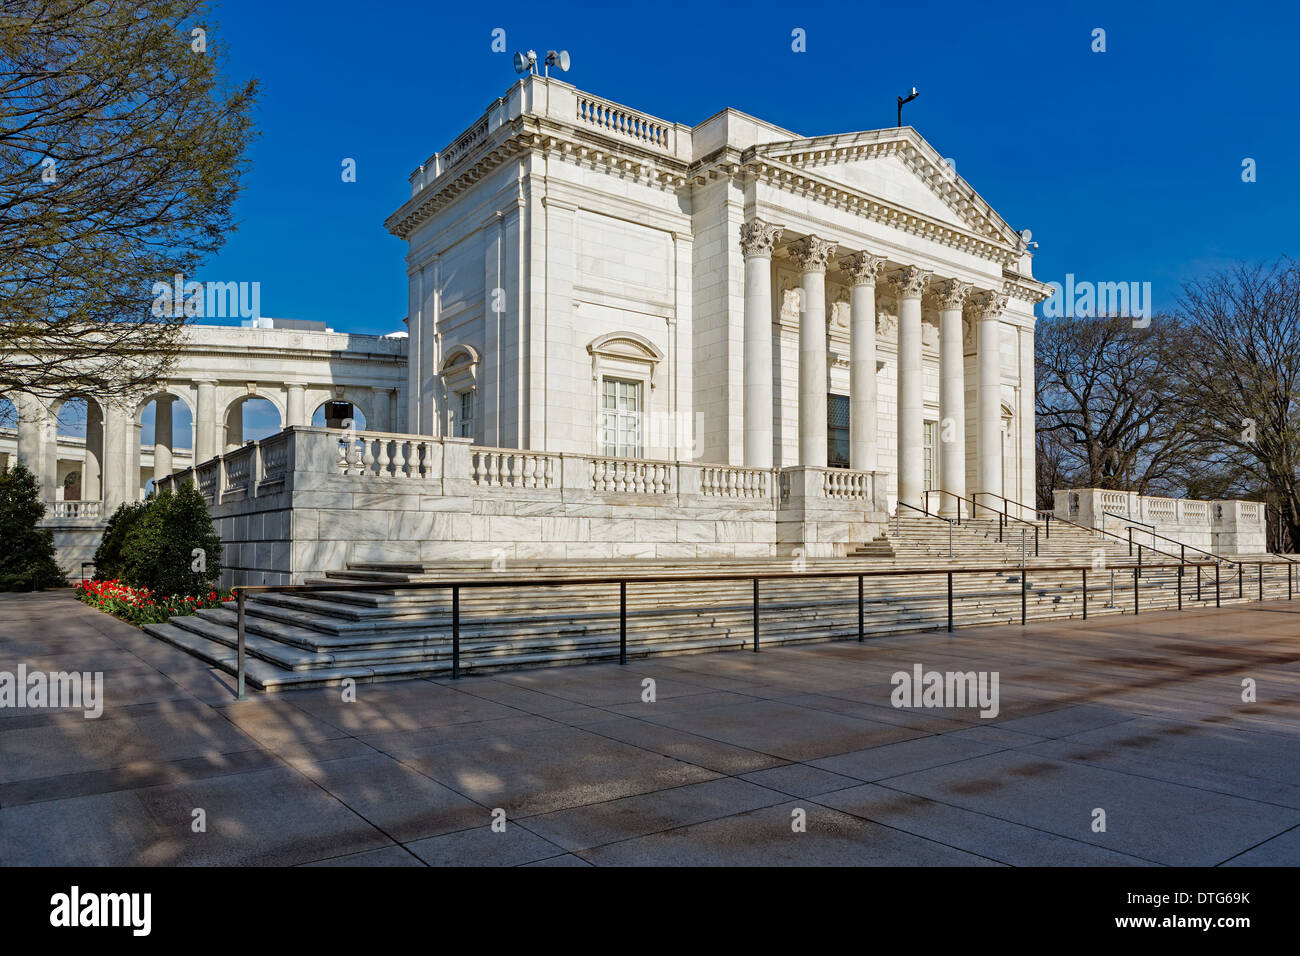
left=587, top=333, right=664, bottom=459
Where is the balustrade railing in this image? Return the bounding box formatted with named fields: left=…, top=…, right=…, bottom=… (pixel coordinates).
left=223, top=446, right=254, bottom=497
left=51, top=500, right=103, bottom=519
left=576, top=94, right=671, bottom=149
left=589, top=457, right=674, bottom=494
left=822, top=469, right=873, bottom=501
left=472, top=448, right=558, bottom=489
left=259, top=432, right=290, bottom=485
left=700, top=465, right=771, bottom=499
left=196, top=460, right=220, bottom=502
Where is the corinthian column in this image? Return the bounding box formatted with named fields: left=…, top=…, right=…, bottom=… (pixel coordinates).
left=741, top=218, right=783, bottom=468
left=972, top=290, right=1009, bottom=511
left=893, top=266, right=932, bottom=508
left=841, top=252, right=886, bottom=473
left=789, top=235, right=837, bottom=468
left=934, top=278, right=972, bottom=516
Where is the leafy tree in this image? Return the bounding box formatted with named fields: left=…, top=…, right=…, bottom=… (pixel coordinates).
left=121, top=482, right=222, bottom=596
left=92, top=500, right=148, bottom=581
left=0, top=460, right=67, bottom=590
left=0, top=0, right=258, bottom=399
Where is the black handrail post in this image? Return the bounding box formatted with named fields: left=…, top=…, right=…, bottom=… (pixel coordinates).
left=1133, top=566, right=1139, bottom=615
left=1238, top=563, right=1243, bottom=599
left=236, top=588, right=247, bottom=701
left=1128, top=527, right=1133, bottom=557
left=1034, top=526, right=1039, bottom=557
left=1181, top=543, right=1185, bottom=564
left=451, top=585, right=460, bottom=679
left=1196, top=564, right=1201, bottom=602
left=947, top=571, right=953, bottom=633
left=1081, top=568, right=1087, bottom=620
left=1290, top=562, right=1293, bottom=601
left=752, top=578, right=759, bottom=652
left=1259, top=562, right=1263, bottom=602
left=1021, top=569, right=1027, bottom=625
left=619, top=580, right=627, bottom=664
left=1177, top=563, right=1182, bottom=610
left=1137, top=544, right=1142, bottom=578
left=858, top=574, right=864, bottom=643
left=1215, top=563, right=1221, bottom=608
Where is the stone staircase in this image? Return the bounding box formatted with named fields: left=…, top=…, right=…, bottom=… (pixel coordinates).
left=142, top=513, right=1297, bottom=691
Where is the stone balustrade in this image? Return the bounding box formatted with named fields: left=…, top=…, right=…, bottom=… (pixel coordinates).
left=1055, top=488, right=1268, bottom=556
left=51, top=500, right=102, bottom=519
left=152, top=426, right=889, bottom=586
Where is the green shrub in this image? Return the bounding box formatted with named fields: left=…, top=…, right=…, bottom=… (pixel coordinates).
left=0, top=461, right=69, bottom=591
left=92, top=500, right=148, bottom=582
left=121, top=481, right=223, bottom=597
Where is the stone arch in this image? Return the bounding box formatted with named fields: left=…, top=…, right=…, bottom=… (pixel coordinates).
left=222, top=391, right=284, bottom=451
left=586, top=332, right=667, bottom=458
left=439, top=345, right=480, bottom=440
left=310, top=395, right=369, bottom=432
left=52, top=393, right=108, bottom=502
left=134, top=389, right=197, bottom=498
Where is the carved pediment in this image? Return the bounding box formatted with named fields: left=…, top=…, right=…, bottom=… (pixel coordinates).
left=746, top=129, right=1024, bottom=259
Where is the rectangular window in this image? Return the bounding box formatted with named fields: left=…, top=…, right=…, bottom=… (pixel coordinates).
left=923, top=420, right=936, bottom=490
left=457, top=391, right=474, bottom=439
left=601, top=377, right=642, bottom=458
left=827, top=394, right=850, bottom=468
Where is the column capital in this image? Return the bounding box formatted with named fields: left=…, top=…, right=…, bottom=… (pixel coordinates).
left=970, top=289, right=1009, bottom=319
left=933, top=278, right=974, bottom=310
left=839, top=251, right=888, bottom=286
left=891, top=265, right=933, bottom=300
left=788, top=235, right=837, bottom=274
left=739, top=218, right=784, bottom=259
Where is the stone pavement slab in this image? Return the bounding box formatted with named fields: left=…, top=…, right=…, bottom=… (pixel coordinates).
left=2, top=591, right=1299, bottom=866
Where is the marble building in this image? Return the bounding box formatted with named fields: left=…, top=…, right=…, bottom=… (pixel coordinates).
left=151, top=75, right=1058, bottom=584
left=388, top=74, right=1050, bottom=519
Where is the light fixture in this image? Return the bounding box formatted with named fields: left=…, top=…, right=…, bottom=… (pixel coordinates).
left=512, top=50, right=537, bottom=75
left=897, top=87, right=919, bottom=128
left=544, top=50, right=570, bottom=76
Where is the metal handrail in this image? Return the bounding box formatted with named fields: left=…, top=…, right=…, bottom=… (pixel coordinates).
left=1118, top=521, right=1232, bottom=566
left=929, top=488, right=1041, bottom=552
left=897, top=499, right=954, bottom=558
left=226, top=555, right=1299, bottom=698
left=974, top=490, right=1193, bottom=565
left=1107, top=511, right=1154, bottom=529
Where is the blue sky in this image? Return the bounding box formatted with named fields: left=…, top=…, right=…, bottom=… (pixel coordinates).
left=194, top=0, right=1299, bottom=336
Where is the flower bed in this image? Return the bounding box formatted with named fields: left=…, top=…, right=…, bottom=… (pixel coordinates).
left=76, top=579, right=234, bottom=626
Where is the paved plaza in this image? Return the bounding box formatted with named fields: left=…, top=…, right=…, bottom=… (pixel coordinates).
left=1, top=590, right=1298, bottom=866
